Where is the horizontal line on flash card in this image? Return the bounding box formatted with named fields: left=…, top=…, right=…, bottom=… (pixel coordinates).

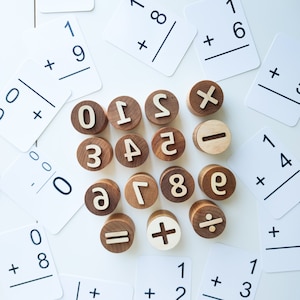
left=204, top=44, right=250, bottom=61
left=10, top=274, right=53, bottom=288
left=202, top=293, right=224, bottom=300
left=258, top=84, right=300, bottom=105
left=264, top=170, right=300, bottom=200
left=59, top=67, right=91, bottom=80
left=266, top=245, right=300, bottom=251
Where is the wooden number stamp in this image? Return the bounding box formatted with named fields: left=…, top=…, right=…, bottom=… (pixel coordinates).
left=193, top=120, right=231, bottom=155
left=107, top=96, right=142, bottom=130
left=85, top=179, right=120, bottom=216
left=160, top=166, right=195, bottom=203
left=115, top=133, right=149, bottom=168
left=189, top=200, right=226, bottom=238
left=124, top=173, right=158, bottom=209
left=145, top=90, right=179, bottom=125
left=71, top=100, right=108, bottom=134
left=77, top=137, right=113, bottom=171
left=151, top=127, right=185, bottom=161
left=100, top=213, right=135, bottom=253
left=199, top=164, right=236, bottom=200
left=147, top=210, right=181, bottom=251
left=187, top=80, right=223, bottom=116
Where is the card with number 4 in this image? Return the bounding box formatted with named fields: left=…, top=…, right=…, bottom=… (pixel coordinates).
left=134, top=256, right=191, bottom=300
left=197, top=244, right=261, bottom=300
left=0, top=60, right=70, bottom=152
left=0, top=224, right=62, bottom=300
left=104, top=0, right=197, bottom=76
left=59, top=274, right=133, bottom=299
left=0, top=146, right=83, bottom=234
left=24, top=16, right=101, bottom=101
left=228, top=127, right=300, bottom=219
left=246, top=33, right=300, bottom=126
left=185, top=0, right=260, bottom=81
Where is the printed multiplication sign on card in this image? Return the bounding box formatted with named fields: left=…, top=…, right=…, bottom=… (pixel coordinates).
left=24, top=16, right=101, bottom=101
left=246, top=33, right=300, bottom=126
left=185, top=0, right=259, bottom=81
left=104, top=0, right=197, bottom=76
left=0, top=224, right=62, bottom=300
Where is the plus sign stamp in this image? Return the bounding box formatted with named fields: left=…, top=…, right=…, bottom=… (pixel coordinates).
left=185, top=0, right=260, bottom=81
left=23, top=16, right=102, bottom=101
left=228, top=127, right=300, bottom=219
left=197, top=244, right=261, bottom=300
left=246, top=33, right=300, bottom=126
left=59, top=274, right=133, bottom=299
left=0, top=224, right=62, bottom=300
left=134, top=256, right=191, bottom=300
left=104, top=0, right=197, bottom=76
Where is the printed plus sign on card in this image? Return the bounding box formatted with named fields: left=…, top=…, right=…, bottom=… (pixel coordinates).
left=257, top=202, right=300, bottom=272
left=104, top=0, right=197, bottom=76
left=185, top=0, right=260, bottom=81
left=134, top=256, right=191, bottom=300
left=23, top=16, right=102, bottom=101
left=0, top=60, right=70, bottom=152
left=59, top=275, right=133, bottom=299
left=39, top=0, right=95, bottom=13
left=0, top=224, right=62, bottom=300
left=228, top=127, right=300, bottom=219
left=0, top=146, right=83, bottom=234
left=197, top=244, right=261, bottom=300
left=246, top=33, right=300, bottom=126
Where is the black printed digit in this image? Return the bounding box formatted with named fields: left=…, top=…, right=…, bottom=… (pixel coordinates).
left=239, top=281, right=252, bottom=298
left=73, top=45, right=85, bottom=62
left=226, top=0, right=236, bottom=13
left=30, top=229, right=42, bottom=245
left=263, top=134, right=275, bottom=147
left=65, top=21, right=74, bottom=37
left=151, top=10, right=167, bottom=24
left=250, top=259, right=257, bottom=274
left=281, top=153, right=292, bottom=167
left=233, top=22, right=246, bottom=39
left=37, top=253, right=50, bottom=269
left=176, top=287, right=186, bottom=300
left=178, top=262, right=185, bottom=278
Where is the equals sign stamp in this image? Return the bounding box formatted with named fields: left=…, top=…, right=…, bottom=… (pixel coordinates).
left=105, top=231, right=129, bottom=245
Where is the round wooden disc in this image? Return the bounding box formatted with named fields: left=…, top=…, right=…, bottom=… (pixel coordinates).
left=160, top=166, right=195, bottom=203
left=193, top=120, right=231, bottom=155
left=124, top=173, right=158, bottom=209
left=147, top=210, right=181, bottom=251
left=187, top=80, right=223, bottom=116
left=145, top=90, right=179, bottom=125
left=77, top=137, right=113, bottom=171
left=71, top=100, right=108, bottom=134
left=189, top=200, right=226, bottom=238
left=107, top=96, right=142, bottom=131
left=85, top=179, right=120, bottom=216
left=198, top=164, right=236, bottom=200
left=100, top=213, right=135, bottom=253
left=115, top=133, right=149, bottom=168
left=151, top=127, right=185, bottom=161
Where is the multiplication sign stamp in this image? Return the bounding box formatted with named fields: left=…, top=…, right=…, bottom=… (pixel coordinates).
left=185, top=0, right=259, bottom=81
left=257, top=201, right=300, bottom=272
left=59, top=274, right=133, bottom=299
left=39, top=0, right=95, bottom=13
left=0, top=146, right=83, bottom=234
left=197, top=244, right=261, bottom=300
left=104, top=0, right=197, bottom=76
left=23, top=16, right=101, bottom=101
left=135, top=256, right=191, bottom=300
left=0, top=60, right=70, bottom=152
left=0, top=224, right=62, bottom=300
left=246, top=33, right=300, bottom=126
left=228, top=127, right=300, bottom=219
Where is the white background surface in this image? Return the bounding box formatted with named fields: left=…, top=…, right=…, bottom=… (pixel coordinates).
left=0, top=0, right=300, bottom=299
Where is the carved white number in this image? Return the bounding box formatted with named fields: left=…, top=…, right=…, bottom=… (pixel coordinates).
left=160, top=131, right=177, bottom=155
left=116, top=100, right=131, bottom=125
left=86, top=144, right=102, bottom=168
left=78, top=104, right=96, bottom=129
left=153, top=93, right=171, bottom=119
left=92, top=187, right=109, bottom=210
left=124, top=138, right=142, bottom=162
left=132, top=181, right=149, bottom=205
left=169, top=174, right=188, bottom=197
left=211, top=171, right=227, bottom=195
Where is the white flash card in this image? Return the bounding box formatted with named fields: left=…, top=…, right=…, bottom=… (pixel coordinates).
left=0, top=60, right=70, bottom=152
left=0, top=147, right=83, bottom=234
left=39, top=0, right=95, bottom=13
left=246, top=33, right=300, bottom=126
left=197, top=244, right=261, bottom=300
left=135, top=256, right=191, bottom=300
left=228, top=127, right=300, bottom=219
left=104, top=0, right=197, bottom=76
left=0, top=224, right=62, bottom=300
left=24, top=16, right=101, bottom=101
left=60, top=275, right=133, bottom=299
left=258, top=201, right=300, bottom=272
left=185, top=0, right=259, bottom=81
